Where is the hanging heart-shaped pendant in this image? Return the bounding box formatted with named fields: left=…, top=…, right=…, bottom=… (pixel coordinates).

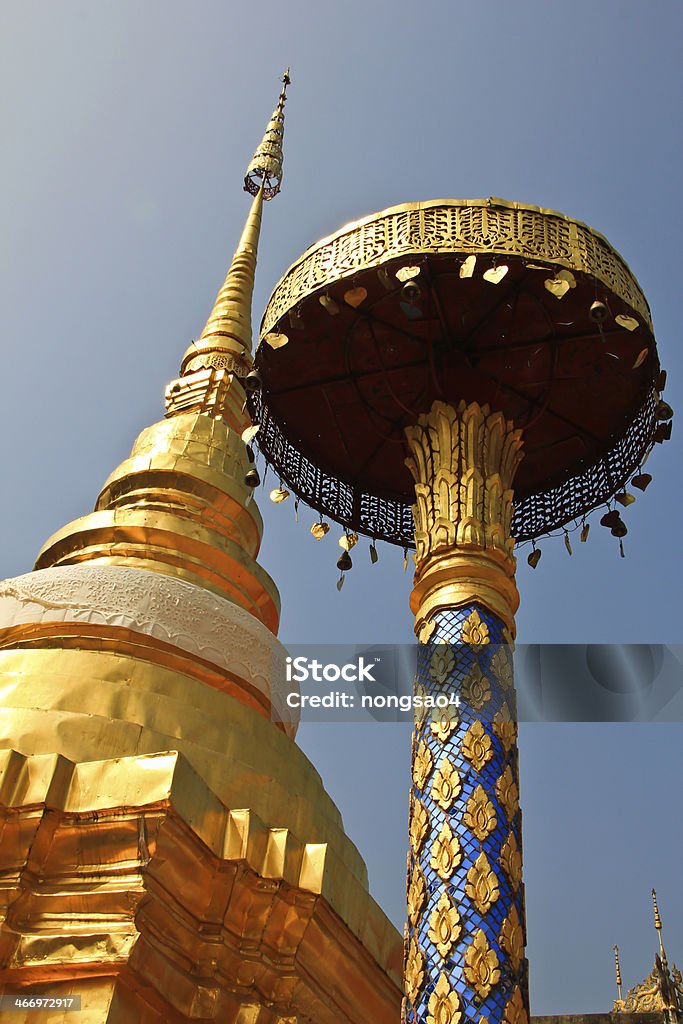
left=344, top=286, right=367, bottom=308
left=483, top=265, right=509, bottom=284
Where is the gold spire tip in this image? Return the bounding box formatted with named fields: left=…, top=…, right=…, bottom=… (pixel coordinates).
left=244, top=70, right=291, bottom=200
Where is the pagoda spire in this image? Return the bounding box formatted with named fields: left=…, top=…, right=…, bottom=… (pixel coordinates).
left=181, top=70, right=290, bottom=379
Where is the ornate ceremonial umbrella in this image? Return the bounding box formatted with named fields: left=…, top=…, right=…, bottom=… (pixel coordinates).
left=247, top=196, right=671, bottom=1024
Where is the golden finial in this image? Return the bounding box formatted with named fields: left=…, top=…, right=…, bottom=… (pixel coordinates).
left=180, top=72, right=290, bottom=378
left=652, top=888, right=668, bottom=963
left=614, top=944, right=623, bottom=1002
left=244, top=68, right=290, bottom=200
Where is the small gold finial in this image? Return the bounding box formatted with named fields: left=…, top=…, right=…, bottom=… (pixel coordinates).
left=652, top=888, right=667, bottom=963
left=244, top=68, right=290, bottom=200
left=180, top=73, right=290, bottom=378
left=614, top=944, right=623, bottom=1002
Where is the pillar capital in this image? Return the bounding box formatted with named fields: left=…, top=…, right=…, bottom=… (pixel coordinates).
left=405, top=400, right=524, bottom=639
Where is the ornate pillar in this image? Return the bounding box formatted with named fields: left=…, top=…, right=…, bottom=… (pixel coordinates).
left=403, top=401, right=529, bottom=1024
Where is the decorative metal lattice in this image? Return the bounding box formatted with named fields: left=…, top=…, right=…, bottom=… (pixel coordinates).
left=248, top=386, right=658, bottom=546
left=404, top=604, right=528, bottom=1024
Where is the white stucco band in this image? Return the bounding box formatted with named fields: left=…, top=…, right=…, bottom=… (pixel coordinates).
left=0, top=564, right=296, bottom=734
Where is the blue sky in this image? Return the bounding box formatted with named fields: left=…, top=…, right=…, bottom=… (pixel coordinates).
left=1, top=1, right=682, bottom=1013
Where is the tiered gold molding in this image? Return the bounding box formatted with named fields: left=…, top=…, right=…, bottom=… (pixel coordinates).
left=35, top=404, right=279, bottom=634
left=0, top=749, right=402, bottom=1023
left=405, top=400, right=524, bottom=637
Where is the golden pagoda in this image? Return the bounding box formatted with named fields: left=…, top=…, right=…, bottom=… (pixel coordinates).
left=0, top=75, right=403, bottom=1023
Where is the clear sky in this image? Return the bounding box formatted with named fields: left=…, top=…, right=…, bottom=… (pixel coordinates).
left=1, top=0, right=682, bottom=1014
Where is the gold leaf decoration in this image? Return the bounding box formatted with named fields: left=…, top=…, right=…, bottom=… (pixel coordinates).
left=499, top=904, right=525, bottom=972
left=419, top=619, right=437, bottom=644
left=461, top=609, right=490, bottom=645
left=407, top=864, right=427, bottom=928
left=463, top=928, right=501, bottom=999
left=460, top=255, right=477, bottom=279
left=414, top=679, right=429, bottom=724
left=427, top=973, right=463, bottom=1024
left=499, top=830, right=522, bottom=890
left=466, top=852, right=500, bottom=914
left=491, top=646, right=514, bottom=689
left=430, top=705, right=459, bottom=743
left=462, top=664, right=491, bottom=710
left=464, top=785, right=498, bottom=842
left=502, top=985, right=528, bottom=1024
left=413, top=740, right=434, bottom=791
left=404, top=934, right=425, bottom=1004
left=409, top=798, right=430, bottom=854
left=615, top=313, right=639, bottom=331
left=483, top=264, right=509, bottom=284
left=430, top=821, right=462, bottom=881
left=428, top=891, right=462, bottom=957
left=461, top=721, right=493, bottom=771
left=263, top=331, right=289, bottom=349
left=431, top=757, right=462, bottom=811
left=430, top=644, right=455, bottom=684
left=493, top=715, right=517, bottom=754
left=496, top=765, right=519, bottom=822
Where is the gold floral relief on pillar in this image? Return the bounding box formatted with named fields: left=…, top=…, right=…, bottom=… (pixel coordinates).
left=495, top=765, right=520, bottom=822
left=405, top=401, right=524, bottom=638
left=427, top=974, right=463, bottom=1024
left=404, top=934, right=426, bottom=1004
left=464, top=785, right=498, bottom=842
left=428, top=891, right=462, bottom=958
left=493, top=711, right=517, bottom=754
left=430, top=821, right=462, bottom=881
left=430, top=705, right=460, bottom=743
left=466, top=852, right=500, bottom=914
left=413, top=739, right=434, bottom=790
left=407, top=864, right=428, bottom=928
left=502, top=985, right=528, bottom=1024
left=499, top=830, right=523, bottom=890
left=462, top=663, right=491, bottom=710
left=463, top=929, right=501, bottom=999
left=491, top=646, right=514, bottom=689
left=461, top=720, right=493, bottom=771
left=430, top=644, right=456, bottom=683
left=499, top=904, right=525, bottom=972
left=431, top=757, right=462, bottom=811
left=410, top=797, right=431, bottom=854
left=461, top=610, right=490, bottom=646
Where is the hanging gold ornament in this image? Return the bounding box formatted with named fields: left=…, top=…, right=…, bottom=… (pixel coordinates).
left=460, top=255, right=477, bottom=278
left=527, top=548, right=541, bottom=568
left=310, top=521, right=330, bottom=539
left=269, top=486, right=290, bottom=503
left=343, top=286, right=367, bottom=308
left=564, top=532, right=573, bottom=556
left=338, top=532, right=358, bottom=551
left=580, top=522, right=590, bottom=542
